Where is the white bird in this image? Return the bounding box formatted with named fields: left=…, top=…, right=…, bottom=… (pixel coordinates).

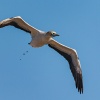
left=0, top=16, right=83, bottom=94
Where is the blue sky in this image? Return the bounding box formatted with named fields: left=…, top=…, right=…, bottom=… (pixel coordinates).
left=0, top=0, right=99, bottom=100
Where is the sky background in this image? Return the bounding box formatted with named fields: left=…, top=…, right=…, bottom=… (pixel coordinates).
left=0, top=0, right=99, bottom=100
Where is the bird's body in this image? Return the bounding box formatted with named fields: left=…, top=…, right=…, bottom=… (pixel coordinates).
left=30, top=32, right=52, bottom=47
left=0, top=16, right=83, bottom=94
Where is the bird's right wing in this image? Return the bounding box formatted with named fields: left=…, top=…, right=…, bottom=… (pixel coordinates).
left=48, top=39, right=83, bottom=94
left=0, top=16, right=41, bottom=36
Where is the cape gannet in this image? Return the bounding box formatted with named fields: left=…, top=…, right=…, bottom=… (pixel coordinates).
left=0, top=16, right=83, bottom=94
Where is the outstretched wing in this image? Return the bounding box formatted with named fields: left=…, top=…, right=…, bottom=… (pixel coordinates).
left=0, top=16, right=40, bottom=35
left=48, top=39, right=83, bottom=94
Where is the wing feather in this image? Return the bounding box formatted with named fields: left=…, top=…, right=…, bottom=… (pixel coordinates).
left=0, top=16, right=40, bottom=35
left=48, top=39, right=83, bottom=94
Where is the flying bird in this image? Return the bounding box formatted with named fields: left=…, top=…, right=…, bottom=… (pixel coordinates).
left=0, top=16, right=83, bottom=94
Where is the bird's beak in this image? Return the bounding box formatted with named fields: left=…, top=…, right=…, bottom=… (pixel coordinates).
left=55, top=34, right=60, bottom=36
left=53, top=34, right=60, bottom=37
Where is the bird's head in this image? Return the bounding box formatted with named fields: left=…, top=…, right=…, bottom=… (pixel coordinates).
left=46, top=31, right=59, bottom=37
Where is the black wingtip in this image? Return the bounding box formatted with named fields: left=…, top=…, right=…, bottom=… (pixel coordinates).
left=76, top=77, right=83, bottom=94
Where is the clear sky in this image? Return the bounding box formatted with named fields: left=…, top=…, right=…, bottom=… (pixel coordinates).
left=0, top=0, right=99, bottom=100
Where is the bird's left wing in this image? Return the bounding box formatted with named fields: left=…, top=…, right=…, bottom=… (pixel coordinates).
left=0, top=16, right=41, bottom=36
left=48, top=39, right=83, bottom=94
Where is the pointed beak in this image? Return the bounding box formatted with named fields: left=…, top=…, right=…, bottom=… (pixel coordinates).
left=53, top=34, right=60, bottom=37
left=55, top=34, right=60, bottom=36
